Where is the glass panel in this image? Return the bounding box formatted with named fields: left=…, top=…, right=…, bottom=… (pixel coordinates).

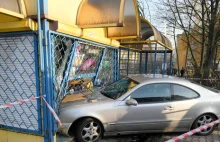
left=101, top=78, right=139, bottom=99
left=172, top=84, right=199, bottom=101
left=130, top=83, right=171, bottom=103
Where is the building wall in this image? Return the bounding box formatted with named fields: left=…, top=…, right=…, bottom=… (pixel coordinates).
left=177, top=33, right=220, bottom=73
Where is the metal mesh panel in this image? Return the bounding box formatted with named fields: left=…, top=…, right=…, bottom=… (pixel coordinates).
left=141, top=53, right=146, bottom=74
left=52, top=37, right=103, bottom=102
left=52, top=34, right=75, bottom=106
left=95, top=48, right=115, bottom=86
left=71, top=42, right=102, bottom=79
left=135, top=52, right=140, bottom=74
left=147, top=53, right=154, bottom=74
left=155, top=53, right=164, bottom=74
left=0, top=34, right=41, bottom=134
left=120, top=49, right=141, bottom=76
left=120, top=49, right=128, bottom=77
left=128, top=51, right=136, bottom=74
left=50, top=32, right=118, bottom=115
left=166, top=52, right=171, bottom=75
left=128, top=51, right=141, bottom=74
left=120, top=48, right=172, bottom=76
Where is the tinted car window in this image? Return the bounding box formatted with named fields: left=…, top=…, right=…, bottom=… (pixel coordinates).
left=130, top=84, right=171, bottom=104
left=172, top=84, right=199, bottom=101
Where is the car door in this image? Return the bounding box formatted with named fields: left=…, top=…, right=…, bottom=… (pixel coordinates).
left=170, top=84, right=200, bottom=131
left=116, top=83, right=177, bottom=132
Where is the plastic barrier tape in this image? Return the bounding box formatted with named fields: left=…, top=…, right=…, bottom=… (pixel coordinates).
left=166, top=119, right=220, bottom=142
left=42, top=97, right=62, bottom=126
left=0, top=96, right=62, bottom=126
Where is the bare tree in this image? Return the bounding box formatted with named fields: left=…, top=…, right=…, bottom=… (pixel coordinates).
left=158, top=0, right=220, bottom=79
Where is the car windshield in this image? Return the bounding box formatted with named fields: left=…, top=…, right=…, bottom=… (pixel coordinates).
left=100, top=78, right=139, bottom=99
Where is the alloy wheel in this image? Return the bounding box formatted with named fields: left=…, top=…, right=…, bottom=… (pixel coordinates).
left=196, top=115, right=213, bottom=134
left=81, top=121, right=101, bottom=142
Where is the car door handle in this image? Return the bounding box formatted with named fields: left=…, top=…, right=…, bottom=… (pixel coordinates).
left=164, top=106, right=174, bottom=110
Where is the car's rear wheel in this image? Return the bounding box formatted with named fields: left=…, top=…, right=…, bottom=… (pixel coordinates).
left=75, top=118, right=103, bottom=142
left=192, top=114, right=216, bottom=136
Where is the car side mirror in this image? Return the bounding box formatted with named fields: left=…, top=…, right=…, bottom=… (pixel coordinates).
left=126, top=98, right=138, bottom=106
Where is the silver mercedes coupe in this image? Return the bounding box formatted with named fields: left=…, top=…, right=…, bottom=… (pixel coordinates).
left=58, top=74, right=220, bottom=142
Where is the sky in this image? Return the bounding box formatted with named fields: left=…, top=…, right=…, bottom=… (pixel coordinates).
left=142, top=0, right=167, bottom=33
left=142, top=0, right=183, bottom=48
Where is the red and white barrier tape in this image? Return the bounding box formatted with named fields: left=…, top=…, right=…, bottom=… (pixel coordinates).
left=0, top=96, right=41, bottom=109
left=166, top=119, right=220, bottom=142
left=42, top=97, right=62, bottom=126
left=0, top=96, right=62, bottom=126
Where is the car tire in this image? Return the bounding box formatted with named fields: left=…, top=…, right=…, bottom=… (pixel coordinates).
left=75, top=118, right=103, bottom=142
left=192, top=114, right=216, bottom=136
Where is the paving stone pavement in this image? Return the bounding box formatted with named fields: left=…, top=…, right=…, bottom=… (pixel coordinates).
left=57, top=128, right=220, bottom=142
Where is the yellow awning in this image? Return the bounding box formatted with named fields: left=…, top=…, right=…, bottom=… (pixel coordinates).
left=77, top=0, right=125, bottom=28
left=107, top=0, right=140, bottom=39
left=140, top=17, right=172, bottom=48
left=119, top=17, right=173, bottom=51
left=0, top=18, right=37, bottom=32
left=0, top=8, right=24, bottom=23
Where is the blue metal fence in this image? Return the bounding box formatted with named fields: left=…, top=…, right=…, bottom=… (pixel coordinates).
left=95, top=48, right=118, bottom=86
left=0, top=32, right=42, bottom=135
left=119, top=48, right=173, bottom=76
left=119, top=49, right=142, bottom=76
left=49, top=31, right=119, bottom=133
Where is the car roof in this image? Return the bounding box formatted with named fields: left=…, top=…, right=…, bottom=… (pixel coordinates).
left=128, top=74, right=190, bottom=84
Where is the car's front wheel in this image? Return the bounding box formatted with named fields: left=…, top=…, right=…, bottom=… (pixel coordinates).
left=75, top=118, right=103, bottom=142
left=192, top=114, right=216, bottom=136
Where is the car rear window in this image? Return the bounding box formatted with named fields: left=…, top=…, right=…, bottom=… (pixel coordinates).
left=191, top=81, right=220, bottom=93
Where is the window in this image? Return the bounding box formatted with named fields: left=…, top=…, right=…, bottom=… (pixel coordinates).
left=101, top=78, right=139, bottom=100
left=130, top=84, right=171, bottom=104
left=172, top=84, right=199, bottom=101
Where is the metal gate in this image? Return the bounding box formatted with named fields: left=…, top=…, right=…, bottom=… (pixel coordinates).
left=0, top=32, right=42, bottom=134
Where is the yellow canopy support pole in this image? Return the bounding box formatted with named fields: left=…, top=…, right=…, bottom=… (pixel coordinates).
left=79, top=23, right=125, bottom=29
left=156, top=40, right=173, bottom=51
left=110, top=36, right=139, bottom=40
left=120, top=45, right=142, bottom=51
left=0, top=8, right=24, bottom=23
left=81, top=29, right=112, bottom=46
left=50, top=21, right=82, bottom=37
left=120, top=40, right=157, bottom=44
left=120, top=40, right=173, bottom=51
left=111, top=40, right=120, bottom=48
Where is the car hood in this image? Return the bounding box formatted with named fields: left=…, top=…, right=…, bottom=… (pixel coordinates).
left=60, top=89, right=112, bottom=109
left=59, top=89, right=116, bottom=124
